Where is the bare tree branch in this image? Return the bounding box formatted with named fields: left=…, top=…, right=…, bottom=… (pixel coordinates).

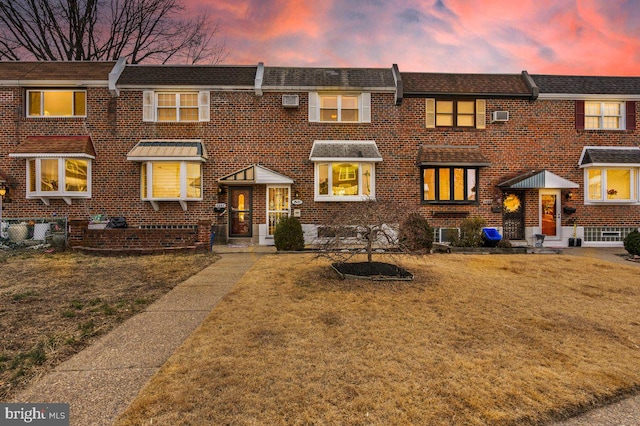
left=0, top=0, right=227, bottom=63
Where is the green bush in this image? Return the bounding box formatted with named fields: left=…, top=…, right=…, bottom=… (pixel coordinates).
left=624, top=229, right=640, bottom=256
left=451, top=216, right=487, bottom=247
left=399, top=212, right=433, bottom=252
left=274, top=216, right=305, bottom=251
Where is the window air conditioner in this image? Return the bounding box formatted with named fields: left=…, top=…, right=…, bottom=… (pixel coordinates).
left=491, top=111, right=509, bottom=122
left=282, top=94, right=299, bottom=108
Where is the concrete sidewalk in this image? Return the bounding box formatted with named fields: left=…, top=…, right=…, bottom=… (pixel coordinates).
left=12, top=251, right=268, bottom=426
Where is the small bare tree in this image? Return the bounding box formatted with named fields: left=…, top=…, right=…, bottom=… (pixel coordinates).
left=0, top=0, right=227, bottom=64
left=315, top=198, right=408, bottom=264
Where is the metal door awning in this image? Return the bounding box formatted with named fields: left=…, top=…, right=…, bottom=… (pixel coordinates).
left=498, top=169, right=578, bottom=189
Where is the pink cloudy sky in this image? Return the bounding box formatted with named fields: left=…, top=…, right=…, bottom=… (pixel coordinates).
left=192, top=0, right=640, bottom=75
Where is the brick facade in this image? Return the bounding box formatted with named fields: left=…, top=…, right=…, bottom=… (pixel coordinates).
left=0, top=62, right=639, bottom=249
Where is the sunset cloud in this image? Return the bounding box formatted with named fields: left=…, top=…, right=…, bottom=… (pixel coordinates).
left=194, top=0, right=640, bottom=75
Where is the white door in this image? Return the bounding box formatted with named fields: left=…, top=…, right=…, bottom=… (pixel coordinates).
left=267, top=186, right=290, bottom=236
left=539, top=189, right=561, bottom=240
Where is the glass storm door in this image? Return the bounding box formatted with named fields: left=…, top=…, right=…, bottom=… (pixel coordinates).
left=267, top=186, right=290, bottom=236
left=502, top=191, right=525, bottom=240
left=540, top=190, right=560, bottom=239
left=229, top=186, right=252, bottom=237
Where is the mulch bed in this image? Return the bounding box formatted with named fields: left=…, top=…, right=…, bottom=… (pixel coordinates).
left=331, top=261, right=414, bottom=281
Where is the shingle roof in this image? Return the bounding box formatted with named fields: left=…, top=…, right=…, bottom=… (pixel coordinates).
left=417, top=145, right=491, bottom=166
left=117, top=65, right=258, bottom=87
left=580, top=148, right=640, bottom=165
left=532, top=75, right=640, bottom=95
left=263, top=67, right=395, bottom=88
left=402, top=73, right=531, bottom=96
left=0, top=61, right=116, bottom=82
left=10, top=136, right=96, bottom=157
left=309, top=141, right=383, bottom=161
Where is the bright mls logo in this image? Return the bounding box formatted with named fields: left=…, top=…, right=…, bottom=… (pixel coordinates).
left=1, top=403, right=69, bottom=425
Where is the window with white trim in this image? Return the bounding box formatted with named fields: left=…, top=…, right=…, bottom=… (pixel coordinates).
left=425, top=99, right=486, bottom=128
left=27, top=90, right=87, bottom=117
left=585, top=167, right=636, bottom=203
left=308, top=92, right=371, bottom=123
left=314, top=162, right=374, bottom=201
left=27, top=158, right=91, bottom=197
left=143, top=91, right=210, bottom=122
left=585, top=101, right=624, bottom=130
left=140, top=161, right=202, bottom=200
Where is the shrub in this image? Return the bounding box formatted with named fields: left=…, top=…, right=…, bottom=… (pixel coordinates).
left=274, top=216, right=305, bottom=251
left=624, top=229, right=640, bottom=256
left=451, top=216, right=486, bottom=247
left=399, top=212, right=433, bottom=252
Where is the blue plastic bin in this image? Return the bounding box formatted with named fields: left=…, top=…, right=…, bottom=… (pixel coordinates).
left=481, top=227, right=502, bottom=247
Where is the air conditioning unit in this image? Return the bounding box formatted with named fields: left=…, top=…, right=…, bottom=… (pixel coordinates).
left=491, top=111, right=509, bottom=122
left=282, top=94, right=299, bottom=108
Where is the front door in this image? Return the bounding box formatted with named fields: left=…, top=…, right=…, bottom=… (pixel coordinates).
left=502, top=191, right=525, bottom=240
left=540, top=190, right=561, bottom=239
left=229, top=186, right=252, bottom=237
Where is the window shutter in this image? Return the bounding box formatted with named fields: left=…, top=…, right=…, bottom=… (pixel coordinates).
left=476, top=99, right=486, bottom=129
left=626, top=101, right=636, bottom=130
left=143, top=91, right=155, bottom=122
left=425, top=98, right=435, bottom=128
left=360, top=92, right=371, bottom=123
left=199, top=91, right=210, bottom=122
left=308, top=92, right=319, bottom=122
left=575, top=100, right=585, bottom=129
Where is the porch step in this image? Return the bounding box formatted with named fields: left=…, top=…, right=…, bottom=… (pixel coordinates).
left=509, top=240, right=529, bottom=248
left=227, top=238, right=252, bottom=247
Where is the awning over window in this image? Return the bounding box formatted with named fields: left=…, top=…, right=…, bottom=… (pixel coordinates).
left=579, top=147, right=640, bottom=167
left=309, top=140, right=382, bottom=162
left=416, top=145, right=490, bottom=166
left=219, top=164, right=294, bottom=184
left=127, top=140, right=207, bottom=162
left=9, top=136, right=96, bottom=158
left=498, top=170, right=579, bottom=189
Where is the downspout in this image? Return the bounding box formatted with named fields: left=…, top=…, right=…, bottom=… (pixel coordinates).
left=521, top=70, right=539, bottom=101
left=392, top=63, right=403, bottom=105
left=108, top=57, right=127, bottom=97
left=255, top=62, right=264, bottom=97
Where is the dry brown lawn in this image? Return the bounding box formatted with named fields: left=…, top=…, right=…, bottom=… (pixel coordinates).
left=116, top=253, right=640, bottom=425
left=0, top=250, right=218, bottom=400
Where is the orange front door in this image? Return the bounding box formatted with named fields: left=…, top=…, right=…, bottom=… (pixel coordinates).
left=540, top=191, right=559, bottom=237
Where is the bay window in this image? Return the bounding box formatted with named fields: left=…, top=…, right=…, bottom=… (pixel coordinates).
left=141, top=161, right=202, bottom=203
left=26, top=158, right=91, bottom=202
left=585, top=167, right=635, bottom=202
left=422, top=166, right=478, bottom=203
left=315, top=162, right=374, bottom=201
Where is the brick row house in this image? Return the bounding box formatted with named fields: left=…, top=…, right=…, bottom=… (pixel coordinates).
left=0, top=60, right=638, bottom=249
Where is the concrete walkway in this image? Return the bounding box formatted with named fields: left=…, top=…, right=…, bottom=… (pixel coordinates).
left=12, top=250, right=270, bottom=426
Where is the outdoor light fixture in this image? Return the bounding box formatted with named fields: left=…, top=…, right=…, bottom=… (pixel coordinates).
left=565, top=190, right=573, bottom=200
